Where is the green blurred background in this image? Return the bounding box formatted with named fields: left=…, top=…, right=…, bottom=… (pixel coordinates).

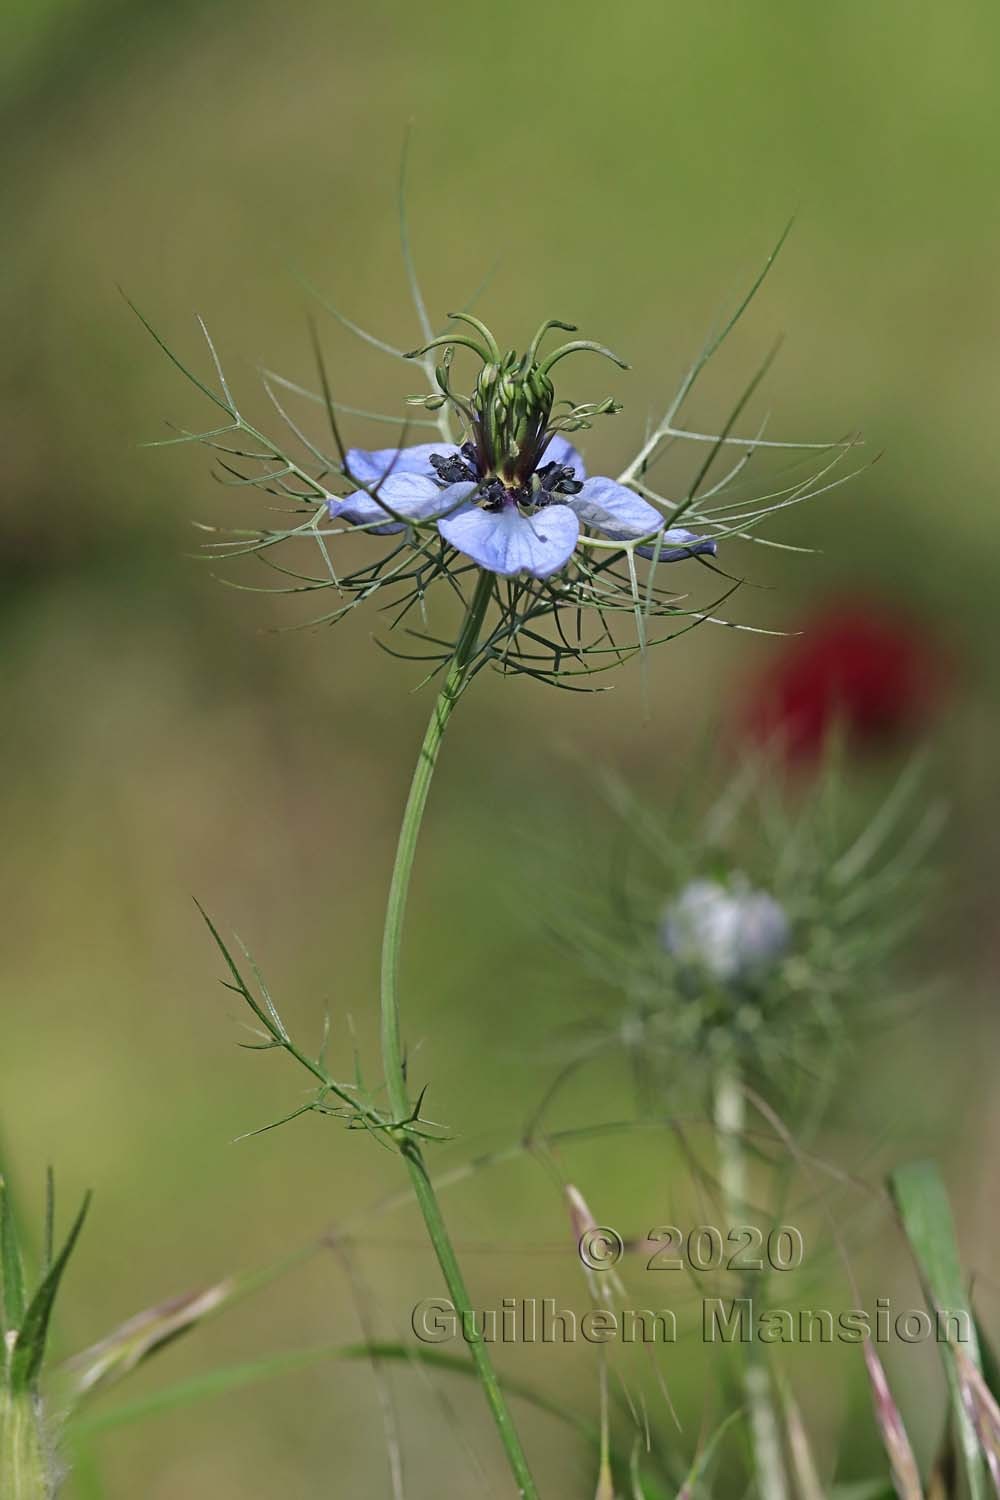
left=4, top=1, right=1000, bottom=1493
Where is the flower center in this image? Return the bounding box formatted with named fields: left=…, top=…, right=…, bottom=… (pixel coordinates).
left=429, top=447, right=582, bottom=513
left=405, top=313, right=628, bottom=496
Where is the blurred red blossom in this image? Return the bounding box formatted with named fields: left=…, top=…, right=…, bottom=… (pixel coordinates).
left=741, top=598, right=947, bottom=760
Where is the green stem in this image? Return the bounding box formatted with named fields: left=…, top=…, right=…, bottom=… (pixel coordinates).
left=379, top=571, right=539, bottom=1499
left=0, top=1391, right=54, bottom=1499
left=714, top=1067, right=788, bottom=1500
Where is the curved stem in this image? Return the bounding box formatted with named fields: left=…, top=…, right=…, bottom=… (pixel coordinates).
left=379, top=571, right=539, bottom=1498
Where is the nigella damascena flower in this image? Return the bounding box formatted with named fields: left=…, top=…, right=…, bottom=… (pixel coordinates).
left=661, top=876, right=790, bottom=983
left=328, top=316, right=717, bottom=580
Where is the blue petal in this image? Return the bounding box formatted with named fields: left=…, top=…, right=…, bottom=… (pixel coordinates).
left=345, top=442, right=459, bottom=486
left=437, top=501, right=580, bottom=578
left=637, top=528, right=718, bottom=562
left=331, top=474, right=471, bottom=535
left=539, top=434, right=586, bottom=478
left=565, top=476, right=663, bottom=540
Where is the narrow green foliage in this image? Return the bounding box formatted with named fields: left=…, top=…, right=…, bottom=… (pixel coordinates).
left=42, top=1172, right=54, bottom=1276
left=779, top=1379, right=826, bottom=1500
left=977, top=1319, right=1000, bottom=1405
left=60, top=1246, right=315, bottom=1426
left=861, top=1342, right=923, bottom=1500
left=1, top=1175, right=27, bottom=1338
left=953, top=1346, right=1000, bottom=1493
left=70, top=1337, right=617, bottom=1463
left=890, top=1161, right=986, bottom=1500
left=829, top=1485, right=897, bottom=1500
left=194, top=900, right=289, bottom=1045
left=343, top=1344, right=674, bottom=1497
left=0, top=1173, right=89, bottom=1497
left=195, top=903, right=445, bottom=1147
left=10, top=1192, right=91, bottom=1394
left=70, top=1344, right=346, bottom=1439
left=675, top=1408, right=745, bottom=1499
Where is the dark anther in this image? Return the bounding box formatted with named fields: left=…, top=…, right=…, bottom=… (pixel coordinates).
left=480, top=478, right=511, bottom=511
left=429, top=450, right=478, bottom=485
left=536, top=462, right=583, bottom=497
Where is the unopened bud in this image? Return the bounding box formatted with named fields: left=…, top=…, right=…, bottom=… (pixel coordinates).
left=661, top=876, right=789, bottom=984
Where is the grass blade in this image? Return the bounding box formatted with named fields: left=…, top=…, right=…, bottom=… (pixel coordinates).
left=69, top=1344, right=344, bottom=1439
left=862, top=1342, right=923, bottom=1500
left=954, top=1345, right=1000, bottom=1493
left=10, top=1191, right=91, bottom=1392
left=676, top=1408, right=744, bottom=1499
left=0, top=1175, right=26, bottom=1337
left=889, top=1160, right=983, bottom=1500
left=72, top=1340, right=673, bottom=1495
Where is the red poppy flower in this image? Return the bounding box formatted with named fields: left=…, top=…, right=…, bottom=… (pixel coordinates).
left=742, top=599, right=945, bottom=759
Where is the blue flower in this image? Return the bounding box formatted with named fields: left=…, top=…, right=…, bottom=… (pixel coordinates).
left=661, top=877, right=790, bottom=983
left=330, top=434, right=717, bottom=580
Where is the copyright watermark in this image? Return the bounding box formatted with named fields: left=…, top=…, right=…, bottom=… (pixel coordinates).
left=412, top=1296, right=676, bottom=1345
left=576, top=1223, right=805, bottom=1273
left=577, top=1226, right=625, bottom=1270
left=410, top=1295, right=972, bottom=1348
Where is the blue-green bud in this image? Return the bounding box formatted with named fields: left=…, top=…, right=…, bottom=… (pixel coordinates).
left=472, top=351, right=554, bottom=483
left=405, top=315, right=628, bottom=487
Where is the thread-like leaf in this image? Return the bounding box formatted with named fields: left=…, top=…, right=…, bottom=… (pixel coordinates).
left=71, top=1339, right=672, bottom=1495
left=69, top=1344, right=343, bottom=1439
left=675, top=1408, right=744, bottom=1499
left=195, top=901, right=288, bottom=1044
left=43, top=1168, right=54, bottom=1273
left=70, top=1341, right=584, bottom=1443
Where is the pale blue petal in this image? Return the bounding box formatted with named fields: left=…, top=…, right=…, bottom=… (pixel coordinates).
left=331, top=474, right=469, bottom=535
left=637, top=528, right=718, bottom=562
left=437, top=502, right=580, bottom=578
left=539, top=434, right=586, bottom=478
left=345, top=442, right=460, bottom=486
left=566, top=476, right=663, bottom=540
left=661, top=878, right=788, bottom=982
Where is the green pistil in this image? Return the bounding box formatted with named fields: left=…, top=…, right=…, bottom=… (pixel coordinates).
left=406, top=316, right=628, bottom=479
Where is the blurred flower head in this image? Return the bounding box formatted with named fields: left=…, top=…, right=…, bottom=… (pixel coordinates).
left=742, top=598, right=945, bottom=760
left=661, top=875, right=790, bottom=983
left=539, top=754, right=941, bottom=1105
